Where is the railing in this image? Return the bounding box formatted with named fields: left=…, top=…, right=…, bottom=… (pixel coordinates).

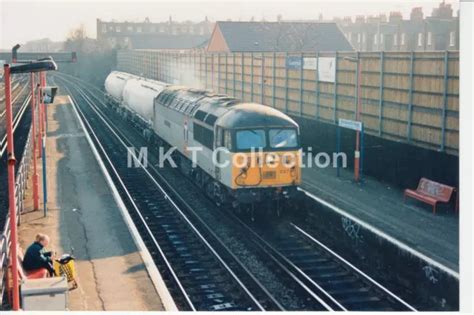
left=0, top=124, right=33, bottom=308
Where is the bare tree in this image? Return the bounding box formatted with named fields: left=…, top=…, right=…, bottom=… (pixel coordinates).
left=64, top=24, right=88, bottom=52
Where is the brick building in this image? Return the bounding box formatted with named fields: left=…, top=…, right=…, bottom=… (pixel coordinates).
left=96, top=17, right=214, bottom=49
left=338, top=1, right=459, bottom=51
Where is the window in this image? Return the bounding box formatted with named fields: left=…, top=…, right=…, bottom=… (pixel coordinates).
left=193, top=124, right=214, bottom=149
left=401, top=33, right=406, bottom=45
left=427, top=32, right=432, bottom=46
left=269, top=129, right=298, bottom=149
left=102, top=24, right=107, bottom=33
left=194, top=110, right=207, bottom=121
left=204, top=114, right=218, bottom=126
left=215, top=127, right=224, bottom=147
left=373, top=34, right=378, bottom=45
left=159, top=26, right=165, bottom=33
left=362, top=33, right=366, bottom=43
left=347, top=32, right=352, bottom=42
left=236, top=129, right=266, bottom=150
left=115, top=26, right=121, bottom=32
left=393, top=33, right=398, bottom=46
left=417, top=33, right=423, bottom=46
left=224, top=130, right=232, bottom=150
left=449, top=31, right=455, bottom=46
left=357, top=33, right=361, bottom=43
left=137, top=26, right=142, bottom=33
left=380, top=34, right=384, bottom=44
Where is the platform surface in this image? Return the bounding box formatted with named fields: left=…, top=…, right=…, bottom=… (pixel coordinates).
left=301, top=165, right=459, bottom=272
left=18, top=95, right=164, bottom=311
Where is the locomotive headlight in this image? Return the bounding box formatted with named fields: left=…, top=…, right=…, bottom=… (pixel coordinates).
left=265, top=153, right=279, bottom=168
left=233, top=153, right=248, bottom=168
left=282, top=153, right=296, bottom=168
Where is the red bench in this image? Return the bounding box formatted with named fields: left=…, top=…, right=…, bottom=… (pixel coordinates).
left=404, top=177, right=457, bottom=214
left=6, top=247, right=49, bottom=306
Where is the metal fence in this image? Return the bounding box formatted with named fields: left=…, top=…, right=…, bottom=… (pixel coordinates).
left=117, top=50, right=459, bottom=155
left=0, top=125, right=33, bottom=308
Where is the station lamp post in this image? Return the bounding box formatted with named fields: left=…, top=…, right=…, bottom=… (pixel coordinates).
left=4, top=58, right=57, bottom=310
left=344, top=55, right=362, bottom=183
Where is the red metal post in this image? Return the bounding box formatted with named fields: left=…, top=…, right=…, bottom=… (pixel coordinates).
left=30, top=73, right=39, bottom=210
left=354, top=57, right=362, bottom=182
left=4, top=64, right=20, bottom=310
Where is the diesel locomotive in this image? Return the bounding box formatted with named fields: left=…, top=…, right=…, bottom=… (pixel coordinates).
left=104, top=71, right=302, bottom=207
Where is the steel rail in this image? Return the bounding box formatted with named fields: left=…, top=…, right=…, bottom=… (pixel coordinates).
left=61, top=79, right=267, bottom=311
left=291, top=223, right=417, bottom=311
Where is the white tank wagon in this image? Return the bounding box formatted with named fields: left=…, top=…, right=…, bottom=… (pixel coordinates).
left=104, top=71, right=137, bottom=103
left=122, top=77, right=169, bottom=122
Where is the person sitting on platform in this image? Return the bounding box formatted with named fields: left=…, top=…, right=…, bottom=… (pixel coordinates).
left=23, top=233, right=55, bottom=277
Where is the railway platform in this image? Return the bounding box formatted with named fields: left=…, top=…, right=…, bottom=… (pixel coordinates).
left=301, top=165, right=459, bottom=272
left=16, top=94, right=169, bottom=310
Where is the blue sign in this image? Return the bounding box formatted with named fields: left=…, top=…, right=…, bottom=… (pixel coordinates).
left=286, top=56, right=302, bottom=70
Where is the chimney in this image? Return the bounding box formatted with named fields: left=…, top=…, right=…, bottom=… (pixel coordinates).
left=410, top=7, right=424, bottom=21
left=342, top=16, right=352, bottom=25
left=355, top=15, right=365, bottom=24
left=367, top=15, right=379, bottom=23
left=389, top=11, right=403, bottom=23
left=432, top=1, right=453, bottom=19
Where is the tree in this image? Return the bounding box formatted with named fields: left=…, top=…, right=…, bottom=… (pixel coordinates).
left=64, top=24, right=88, bottom=52
left=61, top=25, right=116, bottom=88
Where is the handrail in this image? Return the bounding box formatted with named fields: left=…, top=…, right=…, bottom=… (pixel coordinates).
left=0, top=122, right=33, bottom=308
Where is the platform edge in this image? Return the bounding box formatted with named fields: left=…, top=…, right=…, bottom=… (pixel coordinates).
left=68, top=95, right=178, bottom=311
left=300, top=188, right=459, bottom=279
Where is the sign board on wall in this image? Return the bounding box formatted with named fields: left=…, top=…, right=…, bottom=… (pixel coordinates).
left=318, top=57, right=336, bottom=83
left=338, top=118, right=363, bottom=131
left=286, top=56, right=302, bottom=69
left=303, top=57, right=317, bottom=70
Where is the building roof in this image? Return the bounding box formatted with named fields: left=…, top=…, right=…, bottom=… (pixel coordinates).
left=212, top=21, right=353, bottom=52
left=130, top=34, right=209, bottom=49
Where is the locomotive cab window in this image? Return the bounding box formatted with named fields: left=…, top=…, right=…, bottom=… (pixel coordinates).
left=269, top=128, right=298, bottom=149
left=235, top=129, right=266, bottom=150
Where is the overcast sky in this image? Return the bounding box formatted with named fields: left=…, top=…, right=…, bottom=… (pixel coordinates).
left=0, top=0, right=459, bottom=49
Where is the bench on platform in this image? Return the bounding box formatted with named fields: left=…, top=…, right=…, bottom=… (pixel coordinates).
left=6, top=247, right=49, bottom=306
left=17, top=247, right=48, bottom=279
left=404, top=177, right=457, bottom=214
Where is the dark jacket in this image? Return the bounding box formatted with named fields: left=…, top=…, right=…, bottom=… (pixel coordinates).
left=23, top=242, right=52, bottom=271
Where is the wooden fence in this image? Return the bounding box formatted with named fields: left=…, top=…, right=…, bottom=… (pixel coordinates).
left=117, top=49, right=459, bottom=155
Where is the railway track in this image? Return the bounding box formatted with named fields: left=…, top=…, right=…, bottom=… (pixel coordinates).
left=55, top=72, right=416, bottom=311
left=0, top=79, right=30, bottom=157
left=58, top=76, right=284, bottom=311
left=231, top=218, right=417, bottom=311
left=0, top=79, right=32, bottom=229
